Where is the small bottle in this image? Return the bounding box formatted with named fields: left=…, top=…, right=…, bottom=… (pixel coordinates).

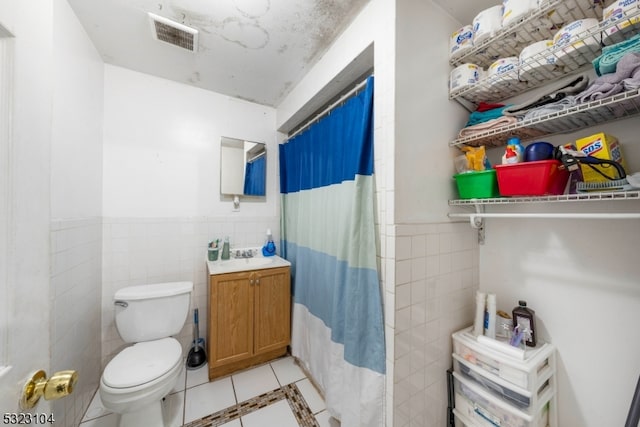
left=484, top=293, right=497, bottom=339
left=512, top=300, right=536, bottom=347
left=473, top=291, right=486, bottom=337
left=221, top=236, right=230, bottom=260
left=262, top=229, right=276, bottom=257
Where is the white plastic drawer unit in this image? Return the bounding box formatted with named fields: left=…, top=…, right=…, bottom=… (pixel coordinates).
left=453, top=371, right=553, bottom=427
left=453, top=354, right=553, bottom=410
left=452, top=327, right=556, bottom=391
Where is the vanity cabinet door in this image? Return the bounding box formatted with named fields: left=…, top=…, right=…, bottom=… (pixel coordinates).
left=208, top=271, right=254, bottom=367
left=254, top=267, right=291, bottom=355
left=208, top=266, right=291, bottom=380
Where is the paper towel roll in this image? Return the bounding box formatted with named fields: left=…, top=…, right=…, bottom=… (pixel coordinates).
left=502, top=0, right=538, bottom=27
left=450, top=25, right=474, bottom=60
left=519, top=40, right=557, bottom=81
left=473, top=5, right=504, bottom=45
left=602, top=0, right=640, bottom=46
left=449, top=63, right=482, bottom=93
left=553, top=18, right=600, bottom=65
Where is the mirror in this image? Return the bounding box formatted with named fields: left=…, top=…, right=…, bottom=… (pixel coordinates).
left=220, top=137, right=266, bottom=197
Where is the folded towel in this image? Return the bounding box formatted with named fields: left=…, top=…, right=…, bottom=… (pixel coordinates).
left=458, top=116, right=519, bottom=138
left=522, top=96, right=578, bottom=120
left=593, top=33, right=640, bottom=76
left=476, top=102, right=506, bottom=112
left=576, top=52, right=640, bottom=102
left=623, top=60, right=640, bottom=90
left=465, top=104, right=513, bottom=127
left=502, top=74, right=590, bottom=118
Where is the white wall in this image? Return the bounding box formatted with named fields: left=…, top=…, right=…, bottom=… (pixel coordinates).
left=101, top=65, right=279, bottom=364
left=394, top=1, right=469, bottom=224
left=391, top=2, right=479, bottom=426
left=103, top=65, right=278, bottom=219
left=479, top=124, right=640, bottom=427
left=50, top=0, right=104, bottom=425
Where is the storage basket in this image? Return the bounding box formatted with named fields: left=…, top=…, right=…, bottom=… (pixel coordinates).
left=454, top=170, right=499, bottom=199
left=494, top=160, right=569, bottom=196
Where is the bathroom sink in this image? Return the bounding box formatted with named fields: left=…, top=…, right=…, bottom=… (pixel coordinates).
left=207, top=255, right=290, bottom=275
left=224, top=257, right=274, bottom=268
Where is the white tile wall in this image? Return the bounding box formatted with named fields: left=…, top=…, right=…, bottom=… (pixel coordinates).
left=101, top=216, right=278, bottom=366
left=392, top=222, right=479, bottom=427
left=50, top=218, right=102, bottom=427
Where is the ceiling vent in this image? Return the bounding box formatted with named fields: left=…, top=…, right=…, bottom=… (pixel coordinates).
left=148, top=12, right=198, bottom=52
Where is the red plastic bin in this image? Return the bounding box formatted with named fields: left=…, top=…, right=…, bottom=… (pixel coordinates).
left=494, top=160, right=569, bottom=196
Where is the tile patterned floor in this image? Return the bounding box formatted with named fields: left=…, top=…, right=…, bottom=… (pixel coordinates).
left=79, top=356, right=340, bottom=427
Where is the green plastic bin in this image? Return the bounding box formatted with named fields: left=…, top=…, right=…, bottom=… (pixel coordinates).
left=453, top=170, right=499, bottom=199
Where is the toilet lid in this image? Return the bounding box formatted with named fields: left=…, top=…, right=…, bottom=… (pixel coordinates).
left=103, top=338, right=182, bottom=388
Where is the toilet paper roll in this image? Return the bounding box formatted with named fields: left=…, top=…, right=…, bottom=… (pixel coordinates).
left=488, top=57, right=520, bottom=89
left=519, top=40, right=555, bottom=64
left=519, top=40, right=558, bottom=81
left=450, top=25, right=474, bottom=60
left=553, top=18, right=600, bottom=65
left=449, top=63, right=482, bottom=93
left=473, top=5, right=504, bottom=45
left=603, top=0, right=639, bottom=22
left=488, top=56, right=519, bottom=81
left=602, top=0, right=640, bottom=46
left=502, top=0, right=538, bottom=27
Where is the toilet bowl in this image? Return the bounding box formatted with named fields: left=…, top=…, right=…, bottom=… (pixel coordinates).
left=99, top=281, right=193, bottom=427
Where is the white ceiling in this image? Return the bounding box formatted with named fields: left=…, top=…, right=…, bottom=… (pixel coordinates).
left=67, top=0, right=370, bottom=107
left=67, top=0, right=496, bottom=108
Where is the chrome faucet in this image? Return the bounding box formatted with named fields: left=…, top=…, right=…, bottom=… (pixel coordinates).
left=234, top=249, right=254, bottom=259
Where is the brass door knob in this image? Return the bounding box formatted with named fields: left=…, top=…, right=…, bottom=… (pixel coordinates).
left=20, top=370, right=78, bottom=410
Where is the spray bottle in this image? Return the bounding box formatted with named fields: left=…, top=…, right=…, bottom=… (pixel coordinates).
left=262, top=229, right=276, bottom=257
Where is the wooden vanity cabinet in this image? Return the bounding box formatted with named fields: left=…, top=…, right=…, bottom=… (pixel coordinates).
left=208, top=266, right=291, bottom=380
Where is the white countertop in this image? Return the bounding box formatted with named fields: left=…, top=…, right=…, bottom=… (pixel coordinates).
left=207, top=254, right=291, bottom=275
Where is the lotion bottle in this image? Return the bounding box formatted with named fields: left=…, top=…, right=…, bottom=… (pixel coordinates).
left=473, top=291, right=486, bottom=337
left=484, top=293, right=497, bottom=339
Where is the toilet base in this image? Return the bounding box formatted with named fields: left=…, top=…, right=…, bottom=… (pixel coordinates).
left=117, top=400, right=164, bottom=427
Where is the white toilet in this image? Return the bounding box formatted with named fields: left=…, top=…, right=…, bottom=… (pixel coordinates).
left=100, top=281, right=193, bottom=427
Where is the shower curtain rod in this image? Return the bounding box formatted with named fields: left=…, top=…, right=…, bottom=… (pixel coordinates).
left=287, top=75, right=372, bottom=141
left=248, top=151, right=266, bottom=161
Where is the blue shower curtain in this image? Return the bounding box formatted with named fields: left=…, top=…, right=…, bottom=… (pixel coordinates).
left=279, top=76, right=385, bottom=426
left=243, top=155, right=266, bottom=196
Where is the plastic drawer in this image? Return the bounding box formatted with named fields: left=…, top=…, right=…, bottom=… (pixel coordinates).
left=452, top=327, right=555, bottom=391
left=453, top=371, right=552, bottom=427
left=453, top=354, right=554, bottom=410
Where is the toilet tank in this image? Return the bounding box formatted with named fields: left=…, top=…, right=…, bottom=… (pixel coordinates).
left=113, top=281, right=193, bottom=343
